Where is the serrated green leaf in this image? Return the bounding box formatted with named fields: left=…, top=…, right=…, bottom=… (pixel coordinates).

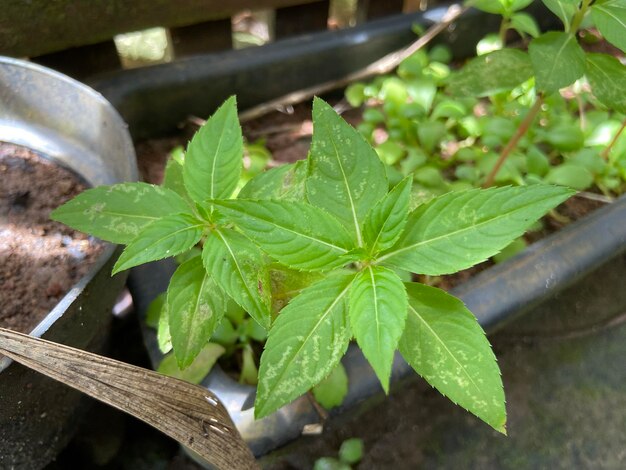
left=213, top=199, right=354, bottom=271
left=203, top=228, right=272, bottom=329
left=163, top=157, right=193, bottom=204
left=364, top=176, right=412, bottom=254
left=238, top=160, right=308, bottom=201
left=312, top=362, right=349, bottom=410
left=510, top=12, right=540, bottom=37
left=378, top=186, right=575, bottom=275
left=183, top=96, right=243, bottom=204
left=349, top=266, right=407, bottom=393
left=167, top=256, right=226, bottom=368
left=447, top=49, right=533, bottom=98
left=51, top=182, right=191, bottom=244
left=157, top=343, right=225, bottom=385
left=307, top=98, right=387, bottom=246
left=592, top=0, right=626, bottom=53
left=541, top=0, right=577, bottom=30
left=529, top=32, right=586, bottom=95
left=586, top=53, right=626, bottom=114
left=399, top=283, right=506, bottom=432
left=113, top=213, right=204, bottom=274
left=255, top=273, right=355, bottom=419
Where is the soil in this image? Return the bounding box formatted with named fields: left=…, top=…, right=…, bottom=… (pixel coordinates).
left=0, top=142, right=104, bottom=333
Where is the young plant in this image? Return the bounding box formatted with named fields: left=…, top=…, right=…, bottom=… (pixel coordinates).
left=346, top=3, right=626, bottom=202
left=314, top=437, right=364, bottom=470
left=452, top=0, right=626, bottom=185
left=52, top=96, right=573, bottom=434
left=52, top=97, right=273, bottom=372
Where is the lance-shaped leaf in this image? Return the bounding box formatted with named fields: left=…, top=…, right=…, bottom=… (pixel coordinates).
left=202, top=228, right=272, bottom=329
left=51, top=182, right=190, bottom=244
left=447, top=49, right=533, bottom=98
left=113, top=213, right=204, bottom=274
left=183, top=96, right=243, bottom=204
left=213, top=199, right=355, bottom=271
left=586, top=53, right=626, bottom=114
left=255, top=273, right=354, bottom=419
left=592, top=0, right=626, bottom=53
left=363, top=176, right=412, bottom=254
left=163, top=157, right=193, bottom=205
left=529, top=32, right=585, bottom=95
left=541, top=0, right=577, bottom=30
left=238, top=160, right=308, bottom=201
left=510, top=12, right=540, bottom=38
left=167, top=256, right=227, bottom=368
left=349, top=266, right=407, bottom=393
left=307, top=98, right=387, bottom=246
left=399, top=283, right=506, bottom=433
left=378, top=186, right=574, bottom=276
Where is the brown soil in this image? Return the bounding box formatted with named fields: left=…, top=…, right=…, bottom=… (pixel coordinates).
left=0, top=142, right=104, bottom=333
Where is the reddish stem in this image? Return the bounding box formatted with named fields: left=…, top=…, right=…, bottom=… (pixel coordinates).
left=601, top=118, right=626, bottom=161
left=483, top=95, right=544, bottom=188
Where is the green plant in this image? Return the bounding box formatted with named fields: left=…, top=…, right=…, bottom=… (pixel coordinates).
left=52, top=96, right=573, bottom=433
left=313, top=438, right=364, bottom=470
left=345, top=0, right=626, bottom=198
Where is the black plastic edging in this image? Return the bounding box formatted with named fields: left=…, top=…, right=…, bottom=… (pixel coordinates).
left=88, top=3, right=555, bottom=141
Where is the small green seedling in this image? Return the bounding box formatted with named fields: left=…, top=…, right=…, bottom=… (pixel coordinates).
left=53, top=96, right=573, bottom=433
left=313, top=438, right=364, bottom=470
left=346, top=0, right=626, bottom=200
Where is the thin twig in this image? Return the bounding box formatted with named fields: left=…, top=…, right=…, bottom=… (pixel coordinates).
left=0, top=327, right=258, bottom=470
left=238, top=4, right=468, bottom=122
left=483, top=95, right=544, bottom=188
left=600, top=117, right=626, bottom=160
left=574, top=191, right=614, bottom=204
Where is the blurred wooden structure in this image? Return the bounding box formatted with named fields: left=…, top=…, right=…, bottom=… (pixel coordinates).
left=0, top=0, right=425, bottom=79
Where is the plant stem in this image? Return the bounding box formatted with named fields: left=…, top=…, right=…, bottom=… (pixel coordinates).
left=569, top=0, right=592, bottom=34
left=498, top=19, right=509, bottom=45
left=483, top=95, right=544, bottom=188
left=601, top=118, right=626, bottom=160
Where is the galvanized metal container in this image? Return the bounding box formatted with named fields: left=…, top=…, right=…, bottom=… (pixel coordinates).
left=0, top=57, right=137, bottom=469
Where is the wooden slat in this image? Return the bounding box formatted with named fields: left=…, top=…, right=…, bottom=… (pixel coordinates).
left=170, top=19, right=233, bottom=57
left=0, top=0, right=321, bottom=58
left=31, top=40, right=121, bottom=80
left=274, top=0, right=330, bottom=39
